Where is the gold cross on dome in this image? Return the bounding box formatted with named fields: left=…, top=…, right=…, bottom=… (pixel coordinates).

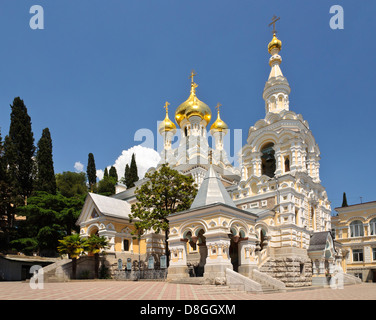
left=269, top=15, right=280, bottom=34
left=216, top=103, right=222, bottom=113
left=164, top=101, right=170, bottom=112
left=189, top=70, right=197, bottom=83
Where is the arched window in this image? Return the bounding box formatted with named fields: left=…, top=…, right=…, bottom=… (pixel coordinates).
left=369, top=218, right=376, bottom=235
left=350, top=220, right=364, bottom=237
left=184, top=127, right=188, bottom=137
left=261, top=143, right=276, bottom=178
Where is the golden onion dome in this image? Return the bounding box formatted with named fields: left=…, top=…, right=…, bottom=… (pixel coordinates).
left=268, top=33, right=282, bottom=54
left=175, top=81, right=211, bottom=127
left=210, top=106, right=228, bottom=133
left=159, top=102, right=176, bottom=134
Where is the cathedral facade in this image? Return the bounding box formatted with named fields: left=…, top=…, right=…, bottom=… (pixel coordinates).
left=77, top=30, right=350, bottom=289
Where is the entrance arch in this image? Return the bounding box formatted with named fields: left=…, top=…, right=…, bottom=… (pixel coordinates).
left=229, top=228, right=239, bottom=272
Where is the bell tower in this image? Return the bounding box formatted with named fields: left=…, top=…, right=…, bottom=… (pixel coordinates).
left=263, top=16, right=291, bottom=115
left=237, top=18, right=332, bottom=238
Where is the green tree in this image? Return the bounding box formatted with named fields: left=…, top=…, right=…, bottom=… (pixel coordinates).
left=56, top=171, right=87, bottom=198
left=342, top=192, right=348, bottom=207
left=87, top=153, right=97, bottom=192
left=103, top=167, right=109, bottom=179
left=130, top=153, right=139, bottom=185
left=13, top=191, right=84, bottom=256
left=5, top=97, right=35, bottom=200
left=36, top=128, right=56, bottom=194
left=109, top=166, right=118, bottom=183
left=123, top=154, right=139, bottom=189
left=129, top=164, right=197, bottom=265
left=97, top=176, right=116, bottom=196
left=84, top=234, right=109, bottom=279
left=57, top=234, right=86, bottom=279
left=123, top=164, right=131, bottom=188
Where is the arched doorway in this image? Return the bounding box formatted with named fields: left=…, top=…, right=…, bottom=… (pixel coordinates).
left=229, top=228, right=239, bottom=272
left=183, top=228, right=207, bottom=277
left=260, top=229, right=267, bottom=251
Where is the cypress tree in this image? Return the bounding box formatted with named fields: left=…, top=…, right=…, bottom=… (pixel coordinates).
left=36, top=128, right=56, bottom=194
left=103, top=167, right=109, bottom=179
left=87, top=153, right=97, bottom=192
left=342, top=192, right=348, bottom=207
left=109, top=166, right=118, bottom=183
left=0, top=129, right=9, bottom=234
left=130, top=153, right=139, bottom=185
left=124, top=164, right=131, bottom=188
left=5, top=97, right=35, bottom=200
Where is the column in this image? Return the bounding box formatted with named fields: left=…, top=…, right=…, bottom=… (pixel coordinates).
left=238, top=239, right=258, bottom=277
left=166, top=238, right=189, bottom=281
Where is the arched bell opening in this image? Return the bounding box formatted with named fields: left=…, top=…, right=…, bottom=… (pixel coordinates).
left=261, top=142, right=276, bottom=178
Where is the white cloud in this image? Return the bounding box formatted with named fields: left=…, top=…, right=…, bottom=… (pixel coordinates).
left=98, top=145, right=161, bottom=182
left=74, top=161, right=84, bottom=173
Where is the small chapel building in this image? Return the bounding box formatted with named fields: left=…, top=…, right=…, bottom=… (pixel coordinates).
left=77, top=28, right=357, bottom=289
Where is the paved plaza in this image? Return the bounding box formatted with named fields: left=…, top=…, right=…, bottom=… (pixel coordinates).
left=0, top=280, right=375, bottom=300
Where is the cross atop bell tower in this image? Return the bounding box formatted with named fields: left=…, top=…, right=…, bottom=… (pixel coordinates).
left=268, top=15, right=280, bottom=34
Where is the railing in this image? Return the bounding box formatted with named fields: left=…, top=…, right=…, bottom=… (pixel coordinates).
left=256, top=248, right=269, bottom=267
left=252, top=269, right=286, bottom=292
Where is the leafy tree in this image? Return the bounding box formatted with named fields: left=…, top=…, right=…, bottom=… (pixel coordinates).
left=13, top=191, right=84, bottom=256
left=57, top=234, right=86, bottom=279
left=87, top=153, right=96, bottom=192
left=84, top=234, right=109, bottom=279
left=109, top=166, right=118, bottom=183
left=97, top=176, right=116, bottom=196
left=36, top=128, right=56, bottom=194
left=342, top=192, right=348, bottom=207
left=129, top=164, right=197, bottom=265
left=5, top=97, right=35, bottom=200
left=56, top=171, right=87, bottom=198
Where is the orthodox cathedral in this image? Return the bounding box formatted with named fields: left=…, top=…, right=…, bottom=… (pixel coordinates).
left=77, top=26, right=357, bottom=290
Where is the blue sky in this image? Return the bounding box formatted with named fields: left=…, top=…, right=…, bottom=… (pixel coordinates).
left=0, top=0, right=375, bottom=211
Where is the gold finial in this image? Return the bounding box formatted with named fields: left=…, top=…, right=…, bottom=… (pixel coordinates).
left=269, top=15, right=280, bottom=35
left=164, top=101, right=170, bottom=113
left=189, top=70, right=197, bottom=83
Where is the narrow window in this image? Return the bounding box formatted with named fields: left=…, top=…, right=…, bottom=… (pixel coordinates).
left=284, top=157, right=290, bottom=172
left=123, top=239, right=129, bottom=251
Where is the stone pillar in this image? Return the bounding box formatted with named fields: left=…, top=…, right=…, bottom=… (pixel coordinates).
left=166, top=239, right=189, bottom=281
left=203, top=232, right=233, bottom=284
left=319, top=258, right=326, bottom=275
left=274, top=146, right=282, bottom=176
left=238, top=239, right=258, bottom=277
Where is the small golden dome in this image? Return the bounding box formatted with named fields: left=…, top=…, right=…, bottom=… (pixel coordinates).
left=159, top=102, right=176, bottom=133
left=268, top=33, right=282, bottom=54
left=210, top=108, right=228, bottom=133
left=175, top=82, right=211, bottom=127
